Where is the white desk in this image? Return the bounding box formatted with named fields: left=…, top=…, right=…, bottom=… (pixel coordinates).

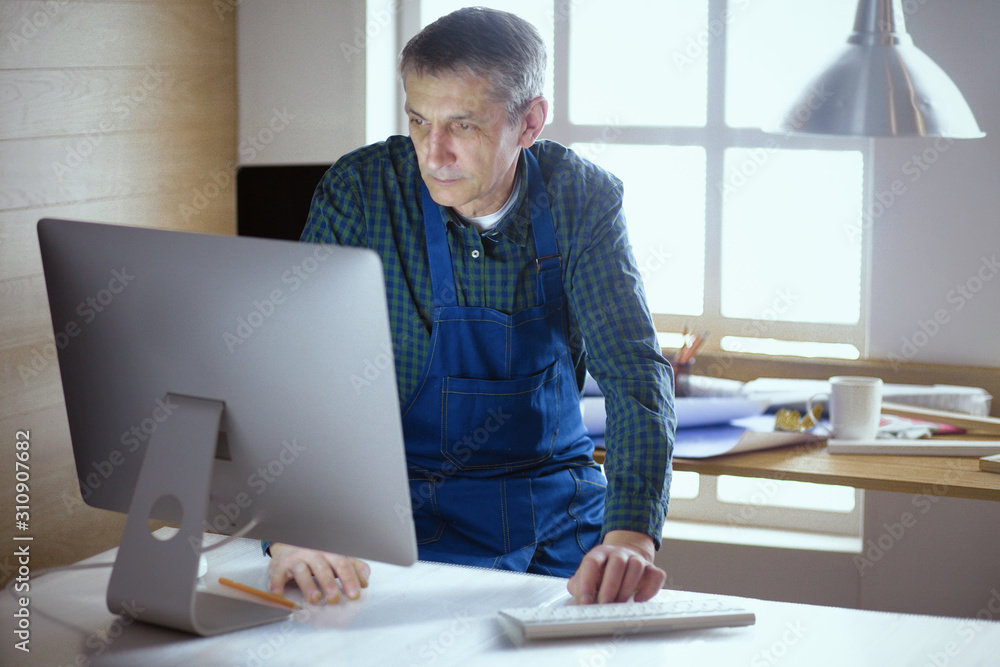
left=4, top=536, right=1000, bottom=666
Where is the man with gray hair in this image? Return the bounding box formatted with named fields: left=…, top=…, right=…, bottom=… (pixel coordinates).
left=267, top=6, right=675, bottom=606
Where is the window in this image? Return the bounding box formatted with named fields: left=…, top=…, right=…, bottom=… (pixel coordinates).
left=398, top=1, right=865, bottom=542
left=669, top=474, right=863, bottom=540
left=408, top=0, right=871, bottom=359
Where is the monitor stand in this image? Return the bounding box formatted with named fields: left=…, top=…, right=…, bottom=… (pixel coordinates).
left=106, top=394, right=291, bottom=636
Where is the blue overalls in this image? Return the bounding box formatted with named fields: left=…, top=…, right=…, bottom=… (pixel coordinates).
left=401, top=149, right=605, bottom=577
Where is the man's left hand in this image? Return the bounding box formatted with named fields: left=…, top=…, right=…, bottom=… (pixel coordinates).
left=566, top=530, right=666, bottom=604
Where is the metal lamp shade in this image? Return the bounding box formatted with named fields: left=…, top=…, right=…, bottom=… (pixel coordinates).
left=770, top=0, right=984, bottom=139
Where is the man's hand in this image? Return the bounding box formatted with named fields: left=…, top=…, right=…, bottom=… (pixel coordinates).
left=566, top=530, right=666, bottom=604
left=267, top=543, right=370, bottom=604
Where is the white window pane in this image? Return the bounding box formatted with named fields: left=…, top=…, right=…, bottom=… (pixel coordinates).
left=572, top=143, right=706, bottom=315
left=657, top=331, right=686, bottom=350
left=671, top=471, right=700, bottom=500
left=721, top=336, right=860, bottom=360
left=569, top=0, right=708, bottom=127
left=717, top=476, right=856, bottom=513
left=420, top=0, right=551, bottom=36
left=720, top=149, right=863, bottom=324
left=419, top=1, right=555, bottom=118
left=726, top=0, right=858, bottom=128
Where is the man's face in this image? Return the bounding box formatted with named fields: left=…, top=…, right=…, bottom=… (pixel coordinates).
left=404, top=71, right=526, bottom=218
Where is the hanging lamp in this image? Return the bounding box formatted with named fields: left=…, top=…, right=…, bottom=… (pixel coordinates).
left=769, top=0, right=984, bottom=138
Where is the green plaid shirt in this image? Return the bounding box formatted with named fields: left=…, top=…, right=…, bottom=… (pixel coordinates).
left=301, top=136, right=675, bottom=544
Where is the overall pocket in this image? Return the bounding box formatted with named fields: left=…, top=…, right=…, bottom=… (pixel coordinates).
left=441, top=361, right=561, bottom=473
left=408, top=477, right=446, bottom=545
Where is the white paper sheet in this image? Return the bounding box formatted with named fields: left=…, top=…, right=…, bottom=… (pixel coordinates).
left=673, top=416, right=825, bottom=459
left=582, top=396, right=770, bottom=437
left=742, top=378, right=992, bottom=416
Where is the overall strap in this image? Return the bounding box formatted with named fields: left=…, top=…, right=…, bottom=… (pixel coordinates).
left=419, top=148, right=563, bottom=308
left=420, top=182, right=458, bottom=307
left=524, top=149, right=563, bottom=304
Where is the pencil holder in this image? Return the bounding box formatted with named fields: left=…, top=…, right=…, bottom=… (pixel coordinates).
left=673, top=360, right=693, bottom=398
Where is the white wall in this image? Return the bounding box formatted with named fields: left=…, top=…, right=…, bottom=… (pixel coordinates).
left=867, top=0, right=1000, bottom=368
left=661, top=491, right=1000, bottom=619
left=667, top=0, right=1000, bottom=617
left=237, top=0, right=367, bottom=165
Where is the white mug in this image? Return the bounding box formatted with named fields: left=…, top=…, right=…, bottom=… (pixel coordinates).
left=808, top=376, right=883, bottom=440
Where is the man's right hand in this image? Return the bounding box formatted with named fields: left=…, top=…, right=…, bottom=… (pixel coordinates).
left=267, top=543, right=370, bottom=604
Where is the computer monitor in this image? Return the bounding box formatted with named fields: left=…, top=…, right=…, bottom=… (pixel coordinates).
left=37, top=218, right=417, bottom=635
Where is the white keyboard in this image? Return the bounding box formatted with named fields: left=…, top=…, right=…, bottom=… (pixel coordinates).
left=498, top=598, right=755, bottom=643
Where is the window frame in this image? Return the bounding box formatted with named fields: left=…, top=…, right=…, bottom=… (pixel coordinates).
left=395, top=0, right=869, bottom=541
left=667, top=473, right=864, bottom=538
left=543, top=0, right=874, bottom=358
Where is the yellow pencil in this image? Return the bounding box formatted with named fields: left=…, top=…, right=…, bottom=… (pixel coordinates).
left=219, top=577, right=300, bottom=609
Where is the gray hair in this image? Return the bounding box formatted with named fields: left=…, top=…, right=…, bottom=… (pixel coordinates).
left=399, top=6, right=546, bottom=126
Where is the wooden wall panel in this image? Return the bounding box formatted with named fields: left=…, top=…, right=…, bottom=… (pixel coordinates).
left=0, top=0, right=236, bottom=584
left=1, top=1, right=234, bottom=69
left=0, top=336, right=64, bottom=422
left=0, top=64, right=234, bottom=140
left=0, top=273, right=49, bottom=348
left=0, top=130, right=236, bottom=209
left=0, top=407, right=129, bottom=588
left=0, top=132, right=229, bottom=210
left=1, top=190, right=236, bottom=279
